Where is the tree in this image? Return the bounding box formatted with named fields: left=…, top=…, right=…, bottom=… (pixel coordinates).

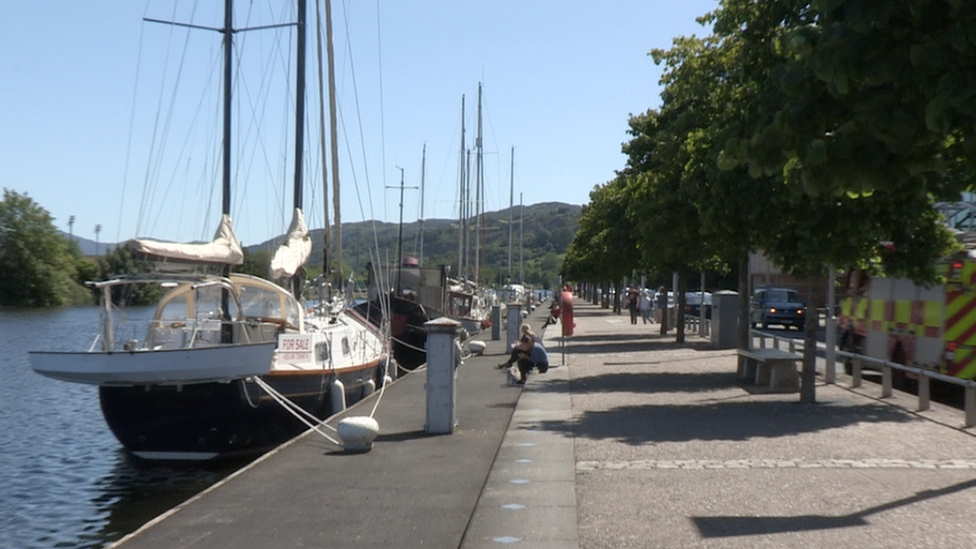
left=0, top=189, right=81, bottom=307
left=562, top=178, right=639, bottom=313
left=96, top=245, right=165, bottom=306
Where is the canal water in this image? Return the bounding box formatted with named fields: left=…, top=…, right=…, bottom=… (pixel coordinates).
left=0, top=307, right=244, bottom=549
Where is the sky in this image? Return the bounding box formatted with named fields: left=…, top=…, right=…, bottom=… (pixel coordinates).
left=1, top=1, right=718, bottom=248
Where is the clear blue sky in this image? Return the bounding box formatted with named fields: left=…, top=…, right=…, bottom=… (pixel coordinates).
left=1, top=1, right=717, bottom=247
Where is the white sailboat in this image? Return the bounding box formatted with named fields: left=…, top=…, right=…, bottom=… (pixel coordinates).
left=30, top=0, right=389, bottom=461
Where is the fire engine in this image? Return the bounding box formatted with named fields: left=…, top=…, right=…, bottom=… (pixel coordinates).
left=838, top=253, right=976, bottom=387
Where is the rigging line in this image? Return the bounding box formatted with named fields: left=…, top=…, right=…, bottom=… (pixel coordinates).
left=136, top=0, right=181, bottom=237
left=373, top=0, right=387, bottom=218
left=118, top=2, right=151, bottom=243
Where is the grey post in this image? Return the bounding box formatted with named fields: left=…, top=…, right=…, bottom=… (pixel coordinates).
left=425, top=317, right=461, bottom=435
left=491, top=304, right=501, bottom=340
left=506, top=302, right=522, bottom=351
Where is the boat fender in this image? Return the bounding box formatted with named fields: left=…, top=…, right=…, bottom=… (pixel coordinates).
left=363, top=378, right=376, bottom=397
left=329, top=379, right=346, bottom=416
left=337, top=416, right=379, bottom=453
left=467, top=340, right=487, bottom=356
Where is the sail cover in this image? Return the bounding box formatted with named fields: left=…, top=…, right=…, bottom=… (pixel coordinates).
left=270, top=208, right=312, bottom=278
left=133, top=214, right=244, bottom=265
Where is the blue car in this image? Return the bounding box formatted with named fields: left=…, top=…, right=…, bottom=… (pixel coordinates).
left=750, top=287, right=805, bottom=330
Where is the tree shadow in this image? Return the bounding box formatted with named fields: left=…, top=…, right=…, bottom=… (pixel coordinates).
left=564, top=333, right=717, bottom=355
left=522, top=399, right=916, bottom=445
left=692, top=477, right=976, bottom=537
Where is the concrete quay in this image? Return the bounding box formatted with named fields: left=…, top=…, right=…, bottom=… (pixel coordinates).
left=112, top=302, right=976, bottom=548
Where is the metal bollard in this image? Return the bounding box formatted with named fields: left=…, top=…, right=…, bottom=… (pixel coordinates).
left=967, top=386, right=976, bottom=428
left=852, top=357, right=863, bottom=388
left=918, top=375, right=930, bottom=412
left=882, top=364, right=893, bottom=398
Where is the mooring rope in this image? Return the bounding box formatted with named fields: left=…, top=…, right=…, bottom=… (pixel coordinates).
left=250, top=376, right=343, bottom=447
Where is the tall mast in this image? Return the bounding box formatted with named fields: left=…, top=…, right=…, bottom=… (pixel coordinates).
left=419, top=144, right=426, bottom=268
left=290, top=0, right=307, bottom=299
left=519, top=192, right=524, bottom=283
left=457, top=95, right=465, bottom=279
left=325, top=0, right=342, bottom=283
left=508, top=146, right=514, bottom=279
left=292, top=0, right=306, bottom=211
left=221, top=0, right=233, bottom=216
left=315, top=0, right=330, bottom=279
left=474, top=82, right=483, bottom=286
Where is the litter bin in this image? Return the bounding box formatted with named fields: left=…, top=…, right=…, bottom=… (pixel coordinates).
left=711, top=290, right=739, bottom=349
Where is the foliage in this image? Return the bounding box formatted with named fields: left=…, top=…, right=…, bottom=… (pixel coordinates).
left=0, top=189, right=84, bottom=307
left=711, top=0, right=966, bottom=281
left=95, top=245, right=165, bottom=306
left=562, top=179, right=638, bottom=285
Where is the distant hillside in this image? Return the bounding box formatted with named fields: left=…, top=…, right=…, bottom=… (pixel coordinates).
left=251, top=201, right=581, bottom=288
left=60, top=233, right=116, bottom=257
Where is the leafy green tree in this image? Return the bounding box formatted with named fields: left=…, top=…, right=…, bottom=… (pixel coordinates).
left=563, top=178, right=639, bottom=312
left=96, top=245, right=164, bottom=306
left=0, top=189, right=82, bottom=307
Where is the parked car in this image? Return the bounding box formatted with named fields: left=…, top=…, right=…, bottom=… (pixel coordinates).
left=750, top=287, right=805, bottom=330
left=684, top=291, right=712, bottom=319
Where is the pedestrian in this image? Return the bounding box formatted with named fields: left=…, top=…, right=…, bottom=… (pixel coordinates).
left=626, top=289, right=639, bottom=324
left=639, top=290, right=653, bottom=324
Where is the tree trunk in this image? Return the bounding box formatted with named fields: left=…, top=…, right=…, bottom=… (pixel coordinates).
left=801, top=278, right=822, bottom=404
left=737, top=250, right=751, bottom=371
left=675, top=270, right=687, bottom=343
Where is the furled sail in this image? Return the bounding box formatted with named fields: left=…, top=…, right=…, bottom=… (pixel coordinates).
left=270, top=208, right=312, bottom=278
left=133, top=214, right=244, bottom=265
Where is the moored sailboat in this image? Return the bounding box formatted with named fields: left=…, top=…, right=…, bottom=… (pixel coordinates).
left=29, top=0, right=389, bottom=461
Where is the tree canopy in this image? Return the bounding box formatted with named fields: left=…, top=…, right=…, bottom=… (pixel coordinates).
left=0, top=189, right=88, bottom=307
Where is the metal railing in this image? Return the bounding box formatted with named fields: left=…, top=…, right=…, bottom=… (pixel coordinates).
left=751, top=329, right=976, bottom=428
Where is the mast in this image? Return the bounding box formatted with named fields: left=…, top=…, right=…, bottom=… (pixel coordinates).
left=290, top=0, right=307, bottom=299
left=325, top=0, right=342, bottom=284
left=419, top=144, right=426, bottom=267
left=389, top=168, right=417, bottom=293
left=519, top=192, right=524, bottom=283
left=457, top=95, right=465, bottom=280
left=292, top=0, right=306, bottom=211
left=315, top=0, right=330, bottom=280
left=474, top=82, right=483, bottom=286
left=508, top=146, right=514, bottom=279
left=221, top=0, right=233, bottom=217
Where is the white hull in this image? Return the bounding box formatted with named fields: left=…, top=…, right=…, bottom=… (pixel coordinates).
left=29, top=341, right=276, bottom=386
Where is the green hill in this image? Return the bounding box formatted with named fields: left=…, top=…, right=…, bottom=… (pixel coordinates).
left=249, top=201, right=581, bottom=289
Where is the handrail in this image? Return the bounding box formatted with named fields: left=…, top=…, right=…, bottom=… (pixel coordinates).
left=750, top=328, right=976, bottom=428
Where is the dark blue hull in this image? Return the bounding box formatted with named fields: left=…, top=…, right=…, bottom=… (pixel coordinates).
left=99, top=364, right=383, bottom=461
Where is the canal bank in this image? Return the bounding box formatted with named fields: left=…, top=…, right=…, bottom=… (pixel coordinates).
left=113, top=301, right=976, bottom=549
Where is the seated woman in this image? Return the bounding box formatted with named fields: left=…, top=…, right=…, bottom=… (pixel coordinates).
left=514, top=336, right=549, bottom=384
left=498, top=324, right=541, bottom=369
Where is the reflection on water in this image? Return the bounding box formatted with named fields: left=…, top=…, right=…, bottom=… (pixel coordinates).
left=0, top=307, right=247, bottom=549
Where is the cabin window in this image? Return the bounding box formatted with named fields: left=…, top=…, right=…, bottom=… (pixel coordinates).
left=342, top=337, right=351, bottom=356
left=315, top=342, right=329, bottom=363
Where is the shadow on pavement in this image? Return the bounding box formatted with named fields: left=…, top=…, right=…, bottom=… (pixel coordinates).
left=564, top=333, right=716, bottom=355
left=692, top=477, right=976, bottom=537
left=525, top=399, right=917, bottom=444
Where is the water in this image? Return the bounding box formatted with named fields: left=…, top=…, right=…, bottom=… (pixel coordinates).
left=0, top=307, right=243, bottom=549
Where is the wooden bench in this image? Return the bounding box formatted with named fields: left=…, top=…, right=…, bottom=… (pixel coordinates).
left=737, top=348, right=801, bottom=393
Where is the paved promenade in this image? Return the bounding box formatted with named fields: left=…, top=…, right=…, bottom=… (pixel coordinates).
left=112, top=301, right=976, bottom=548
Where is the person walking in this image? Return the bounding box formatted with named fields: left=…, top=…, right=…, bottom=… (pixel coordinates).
left=626, top=289, right=639, bottom=325
left=639, top=290, right=653, bottom=324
